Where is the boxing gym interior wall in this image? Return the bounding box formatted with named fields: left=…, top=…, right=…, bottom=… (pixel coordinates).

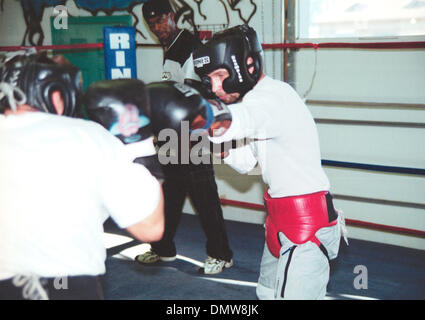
left=0, top=0, right=424, bottom=255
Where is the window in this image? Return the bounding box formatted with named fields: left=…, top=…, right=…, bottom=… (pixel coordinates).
left=297, top=0, right=425, bottom=39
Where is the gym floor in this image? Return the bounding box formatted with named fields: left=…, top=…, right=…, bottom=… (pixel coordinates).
left=103, top=213, right=425, bottom=300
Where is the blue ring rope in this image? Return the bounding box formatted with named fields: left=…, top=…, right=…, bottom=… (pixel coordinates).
left=322, top=160, right=425, bottom=176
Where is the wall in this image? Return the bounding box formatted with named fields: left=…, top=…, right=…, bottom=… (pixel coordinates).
left=1, top=0, right=424, bottom=250
left=292, top=45, right=425, bottom=250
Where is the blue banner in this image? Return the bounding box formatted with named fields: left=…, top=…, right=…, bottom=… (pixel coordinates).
left=103, top=26, right=137, bottom=80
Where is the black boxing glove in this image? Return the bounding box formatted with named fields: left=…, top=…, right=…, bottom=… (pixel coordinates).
left=182, top=79, right=233, bottom=136
left=84, top=79, right=151, bottom=142
left=183, top=79, right=216, bottom=100
left=188, top=97, right=232, bottom=138
left=146, top=81, right=215, bottom=136
left=84, top=79, right=163, bottom=180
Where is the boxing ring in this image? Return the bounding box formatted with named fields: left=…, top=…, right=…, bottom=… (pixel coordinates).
left=2, top=39, right=424, bottom=242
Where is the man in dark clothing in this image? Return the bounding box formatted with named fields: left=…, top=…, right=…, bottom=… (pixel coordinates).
left=136, top=0, right=233, bottom=274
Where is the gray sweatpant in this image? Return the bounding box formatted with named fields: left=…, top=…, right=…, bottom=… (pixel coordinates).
left=256, top=216, right=343, bottom=300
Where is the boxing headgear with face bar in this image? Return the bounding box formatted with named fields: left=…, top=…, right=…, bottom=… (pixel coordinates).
left=193, top=24, right=263, bottom=100
left=0, top=52, right=82, bottom=116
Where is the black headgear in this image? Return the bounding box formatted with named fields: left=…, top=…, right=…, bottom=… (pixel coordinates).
left=142, top=0, right=173, bottom=21
left=0, top=52, right=82, bottom=116
left=193, top=24, right=263, bottom=99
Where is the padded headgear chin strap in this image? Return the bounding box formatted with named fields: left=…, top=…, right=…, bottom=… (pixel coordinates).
left=0, top=52, right=82, bottom=116
left=193, top=24, right=263, bottom=99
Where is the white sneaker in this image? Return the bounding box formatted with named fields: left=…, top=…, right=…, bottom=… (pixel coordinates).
left=203, top=256, right=233, bottom=274
left=135, top=250, right=176, bottom=264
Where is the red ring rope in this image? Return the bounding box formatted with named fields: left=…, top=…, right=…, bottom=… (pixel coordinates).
left=220, top=198, right=425, bottom=239
left=0, top=43, right=104, bottom=52
left=1, top=41, right=424, bottom=52
left=262, top=41, right=425, bottom=50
